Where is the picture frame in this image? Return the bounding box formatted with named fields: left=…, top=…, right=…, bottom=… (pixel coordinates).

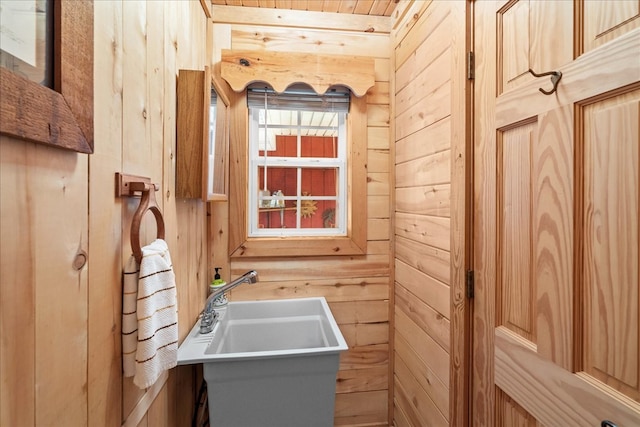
left=0, top=0, right=93, bottom=154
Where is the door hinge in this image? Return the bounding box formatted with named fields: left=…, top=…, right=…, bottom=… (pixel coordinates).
left=467, top=51, right=474, bottom=80
left=466, top=270, right=474, bottom=299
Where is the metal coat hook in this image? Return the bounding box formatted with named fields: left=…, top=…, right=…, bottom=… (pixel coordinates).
left=528, top=68, right=562, bottom=95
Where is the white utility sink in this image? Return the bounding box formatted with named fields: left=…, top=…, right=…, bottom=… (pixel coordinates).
left=177, top=297, right=348, bottom=427
left=177, top=297, right=347, bottom=363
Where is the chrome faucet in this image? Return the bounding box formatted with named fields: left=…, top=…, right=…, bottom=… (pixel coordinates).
left=199, top=270, right=259, bottom=334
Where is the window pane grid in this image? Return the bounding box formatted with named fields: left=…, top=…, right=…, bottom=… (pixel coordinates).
left=249, top=104, right=347, bottom=237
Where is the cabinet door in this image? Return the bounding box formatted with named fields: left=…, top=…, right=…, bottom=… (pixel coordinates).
left=177, top=67, right=228, bottom=201
left=473, top=0, right=640, bottom=425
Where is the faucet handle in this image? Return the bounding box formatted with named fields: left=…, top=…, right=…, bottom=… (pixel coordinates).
left=199, top=309, right=220, bottom=334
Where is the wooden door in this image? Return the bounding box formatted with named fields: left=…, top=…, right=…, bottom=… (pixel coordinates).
left=473, top=1, right=640, bottom=425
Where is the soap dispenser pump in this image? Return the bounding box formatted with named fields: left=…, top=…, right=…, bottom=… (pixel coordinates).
left=209, top=267, right=228, bottom=307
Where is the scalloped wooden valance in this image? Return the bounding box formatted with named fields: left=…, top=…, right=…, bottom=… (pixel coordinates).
left=220, top=49, right=375, bottom=97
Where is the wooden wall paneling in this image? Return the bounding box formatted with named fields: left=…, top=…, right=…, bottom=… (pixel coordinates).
left=368, top=126, right=390, bottom=150
left=396, top=20, right=451, bottom=96
left=340, top=323, right=389, bottom=347
left=163, top=20, right=200, bottom=427
left=394, top=348, right=448, bottom=425
left=395, top=236, right=450, bottom=285
left=395, top=149, right=451, bottom=188
left=395, top=82, right=451, bottom=141
left=395, top=259, right=450, bottom=317
left=394, top=378, right=428, bottom=426
left=337, top=365, right=389, bottom=394
left=162, top=0, right=180, bottom=329
left=88, top=0, right=124, bottom=425
left=395, top=184, right=451, bottom=217
left=368, top=172, right=390, bottom=196
left=392, top=0, right=469, bottom=424
left=396, top=284, right=450, bottom=352
left=368, top=148, right=389, bottom=173
left=230, top=25, right=390, bottom=57
left=368, top=81, right=390, bottom=105
left=367, top=104, right=391, bottom=128
left=391, top=0, right=434, bottom=54
left=395, top=116, right=450, bottom=164
left=393, top=396, right=412, bottom=427
left=368, top=218, right=390, bottom=241
left=388, top=22, right=398, bottom=424
left=0, top=139, right=35, bottom=426
left=374, top=58, right=391, bottom=82
left=395, top=213, right=450, bottom=251
left=147, top=0, right=166, bottom=193
left=121, top=1, right=151, bottom=418
left=34, top=150, right=88, bottom=425
left=231, top=256, right=389, bottom=280
left=334, top=390, right=389, bottom=426
left=0, top=143, right=90, bottom=424
left=395, top=47, right=451, bottom=117
left=395, top=332, right=449, bottom=418
left=395, top=308, right=450, bottom=389
left=367, top=240, right=391, bottom=255
left=339, top=342, right=388, bottom=371
left=395, top=1, right=449, bottom=72
left=230, top=277, right=389, bottom=302
left=330, top=300, right=389, bottom=325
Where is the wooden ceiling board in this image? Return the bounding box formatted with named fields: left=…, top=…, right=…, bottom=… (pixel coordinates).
left=210, top=0, right=397, bottom=16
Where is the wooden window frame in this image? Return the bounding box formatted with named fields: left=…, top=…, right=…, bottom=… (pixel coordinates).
left=228, top=93, right=367, bottom=258
left=0, top=0, right=94, bottom=154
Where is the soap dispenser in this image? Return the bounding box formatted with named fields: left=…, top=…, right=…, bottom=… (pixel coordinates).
left=209, top=267, right=228, bottom=307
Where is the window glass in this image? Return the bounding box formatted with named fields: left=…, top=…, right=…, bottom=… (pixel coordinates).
left=248, top=87, right=348, bottom=237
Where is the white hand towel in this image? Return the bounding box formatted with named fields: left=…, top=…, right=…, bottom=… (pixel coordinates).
left=122, top=256, right=139, bottom=378
left=122, top=239, right=178, bottom=389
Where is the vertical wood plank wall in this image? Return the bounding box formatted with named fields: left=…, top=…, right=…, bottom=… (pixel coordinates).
left=1, top=2, right=472, bottom=426
left=390, top=1, right=468, bottom=425
left=210, top=7, right=392, bottom=426
left=1, top=1, right=210, bottom=425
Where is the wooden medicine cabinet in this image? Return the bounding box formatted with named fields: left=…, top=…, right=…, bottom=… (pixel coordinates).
left=177, top=66, right=229, bottom=201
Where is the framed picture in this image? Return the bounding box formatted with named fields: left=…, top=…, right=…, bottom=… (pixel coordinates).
left=0, top=0, right=93, bottom=153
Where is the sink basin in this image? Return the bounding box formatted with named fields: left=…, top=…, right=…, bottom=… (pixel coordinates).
left=177, top=297, right=348, bottom=427
left=177, top=296, right=347, bottom=363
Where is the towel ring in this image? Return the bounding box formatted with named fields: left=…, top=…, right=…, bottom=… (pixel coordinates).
left=130, top=182, right=165, bottom=264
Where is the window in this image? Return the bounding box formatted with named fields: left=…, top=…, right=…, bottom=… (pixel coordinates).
left=228, top=86, right=367, bottom=258
left=247, top=85, right=349, bottom=237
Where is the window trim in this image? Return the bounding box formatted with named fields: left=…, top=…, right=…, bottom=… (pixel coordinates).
left=228, top=92, right=367, bottom=258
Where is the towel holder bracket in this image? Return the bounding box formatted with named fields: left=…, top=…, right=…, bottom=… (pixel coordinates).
left=116, top=172, right=157, bottom=197
left=115, top=173, right=166, bottom=264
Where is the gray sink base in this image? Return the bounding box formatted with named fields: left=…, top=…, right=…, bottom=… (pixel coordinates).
left=204, top=352, right=340, bottom=427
